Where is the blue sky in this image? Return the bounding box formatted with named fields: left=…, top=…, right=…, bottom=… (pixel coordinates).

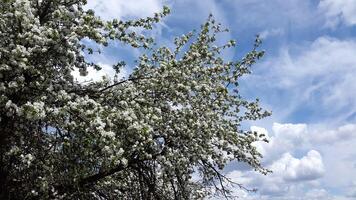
left=84, top=0, right=356, bottom=199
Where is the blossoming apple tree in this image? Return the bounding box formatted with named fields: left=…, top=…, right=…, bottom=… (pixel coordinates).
left=0, top=0, right=270, bottom=199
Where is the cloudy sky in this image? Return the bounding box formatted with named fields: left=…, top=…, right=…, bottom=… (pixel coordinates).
left=85, top=0, right=356, bottom=199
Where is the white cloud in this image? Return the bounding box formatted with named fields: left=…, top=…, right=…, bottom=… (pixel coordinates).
left=226, top=124, right=325, bottom=198
left=72, top=63, right=128, bottom=83
left=246, top=37, right=356, bottom=124
left=272, top=123, right=307, bottom=144
left=227, top=122, right=356, bottom=199
left=272, top=150, right=324, bottom=182
left=228, top=150, right=325, bottom=198
left=78, top=1, right=162, bottom=83
left=346, top=182, right=356, bottom=197
left=253, top=123, right=307, bottom=164
left=85, top=0, right=164, bottom=20
left=311, top=124, right=356, bottom=144
left=305, top=189, right=332, bottom=200
left=228, top=0, right=321, bottom=32
left=265, top=37, right=356, bottom=88
left=259, top=28, right=284, bottom=39
left=318, top=0, right=356, bottom=27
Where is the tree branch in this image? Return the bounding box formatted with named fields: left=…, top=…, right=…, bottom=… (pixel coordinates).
left=79, top=161, right=129, bottom=187
left=99, top=76, right=148, bottom=93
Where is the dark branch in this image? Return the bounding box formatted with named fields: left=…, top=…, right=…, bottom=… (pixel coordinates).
left=99, top=76, right=148, bottom=93
left=79, top=161, right=129, bottom=187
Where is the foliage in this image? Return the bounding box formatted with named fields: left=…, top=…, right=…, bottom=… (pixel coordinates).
left=0, top=0, right=270, bottom=199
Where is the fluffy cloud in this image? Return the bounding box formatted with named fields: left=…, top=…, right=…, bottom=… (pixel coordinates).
left=272, top=150, right=324, bottom=182
left=252, top=123, right=307, bottom=164
left=85, top=0, right=164, bottom=20
left=272, top=123, right=307, bottom=144
left=318, top=0, right=356, bottom=27
left=226, top=123, right=326, bottom=199
left=260, top=125, right=324, bottom=183
left=228, top=122, right=356, bottom=199
left=72, top=63, right=128, bottom=83
left=311, top=124, right=356, bottom=144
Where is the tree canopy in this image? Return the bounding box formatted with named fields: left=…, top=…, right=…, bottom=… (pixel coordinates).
left=0, top=0, right=270, bottom=199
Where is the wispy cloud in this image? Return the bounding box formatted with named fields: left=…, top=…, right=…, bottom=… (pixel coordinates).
left=242, top=36, right=356, bottom=124
left=259, top=28, right=284, bottom=39
left=318, top=0, right=356, bottom=28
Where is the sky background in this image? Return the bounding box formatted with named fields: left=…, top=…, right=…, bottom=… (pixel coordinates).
left=83, top=0, right=356, bottom=199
